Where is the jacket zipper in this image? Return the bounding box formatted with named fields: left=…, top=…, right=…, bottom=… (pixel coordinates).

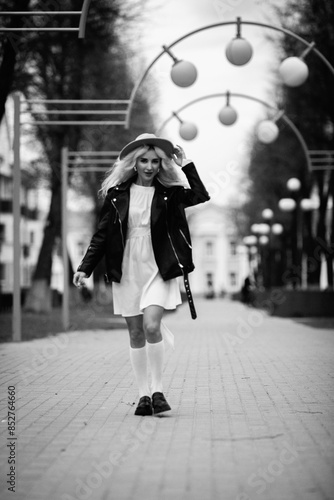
left=179, top=229, right=192, bottom=249
left=110, top=199, right=124, bottom=249
left=164, top=198, right=184, bottom=272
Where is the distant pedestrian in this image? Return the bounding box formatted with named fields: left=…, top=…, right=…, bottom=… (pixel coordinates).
left=205, top=278, right=215, bottom=299
left=73, top=133, right=210, bottom=416
left=241, top=276, right=252, bottom=305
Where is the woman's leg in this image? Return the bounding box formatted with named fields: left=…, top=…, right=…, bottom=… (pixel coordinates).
left=125, top=315, right=150, bottom=399
left=125, top=315, right=145, bottom=348
left=143, top=306, right=165, bottom=394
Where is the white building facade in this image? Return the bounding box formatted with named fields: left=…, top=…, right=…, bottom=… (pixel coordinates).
left=186, top=202, right=249, bottom=297
left=0, top=100, right=46, bottom=297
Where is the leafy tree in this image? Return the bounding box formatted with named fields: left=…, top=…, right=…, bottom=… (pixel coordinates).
left=0, top=0, right=31, bottom=121
left=242, top=0, right=334, bottom=288
left=0, top=0, right=154, bottom=311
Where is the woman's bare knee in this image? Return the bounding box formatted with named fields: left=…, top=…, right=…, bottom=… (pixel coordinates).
left=144, top=321, right=162, bottom=343
left=143, top=306, right=164, bottom=343
left=129, top=328, right=145, bottom=347
left=125, top=316, right=145, bottom=348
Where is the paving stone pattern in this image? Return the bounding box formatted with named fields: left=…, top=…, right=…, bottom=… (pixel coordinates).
left=0, top=298, right=333, bottom=500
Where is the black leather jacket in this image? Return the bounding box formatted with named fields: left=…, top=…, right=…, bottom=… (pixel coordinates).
left=77, top=162, right=210, bottom=284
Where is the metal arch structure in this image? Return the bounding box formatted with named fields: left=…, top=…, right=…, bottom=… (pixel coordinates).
left=125, top=17, right=334, bottom=130
left=12, top=93, right=126, bottom=341
left=61, top=148, right=119, bottom=331
left=155, top=92, right=312, bottom=174
left=0, top=0, right=92, bottom=38
left=307, top=151, right=334, bottom=171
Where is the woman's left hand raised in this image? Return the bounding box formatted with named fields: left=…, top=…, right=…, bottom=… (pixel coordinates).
left=173, top=145, right=186, bottom=167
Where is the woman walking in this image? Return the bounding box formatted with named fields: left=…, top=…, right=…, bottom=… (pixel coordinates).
left=73, top=133, right=210, bottom=416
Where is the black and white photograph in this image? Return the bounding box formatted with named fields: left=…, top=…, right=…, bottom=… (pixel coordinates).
left=0, top=1, right=333, bottom=499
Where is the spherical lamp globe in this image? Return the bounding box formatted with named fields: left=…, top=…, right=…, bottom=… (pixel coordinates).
left=311, top=196, right=320, bottom=210
left=287, top=177, right=301, bottom=192
left=179, top=122, right=198, bottom=141
left=251, top=223, right=260, bottom=234
left=257, top=120, right=279, bottom=144
left=226, top=37, right=253, bottom=66
left=243, top=235, right=257, bottom=246
left=171, top=60, right=197, bottom=87
left=278, top=198, right=296, bottom=212
left=262, top=208, right=274, bottom=220
left=300, top=198, right=314, bottom=211
left=272, top=223, right=283, bottom=235
left=218, top=105, right=238, bottom=126
left=279, top=57, right=309, bottom=87
left=258, top=223, right=270, bottom=235
left=259, top=235, right=269, bottom=245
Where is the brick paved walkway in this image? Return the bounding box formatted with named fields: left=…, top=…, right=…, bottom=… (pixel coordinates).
left=0, top=298, right=333, bottom=500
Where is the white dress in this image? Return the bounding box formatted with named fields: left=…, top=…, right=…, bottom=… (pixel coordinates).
left=112, top=184, right=181, bottom=346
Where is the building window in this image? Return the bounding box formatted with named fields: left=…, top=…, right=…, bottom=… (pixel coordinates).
left=205, top=272, right=214, bottom=298
left=30, top=231, right=34, bottom=244
left=0, top=263, right=5, bottom=281
left=206, top=272, right=213, bottom=284
left=77, top=241, right=86, bottom=255
left=0, top=176, right=13, bottom=200
left=230, top=272, right=237, bottom=286
left=230, top=241, right=237, bottom=255
left=206, top=241, right=213, bottom=256
left=0, top=223, right=5, bottom=243
left=23, top=244, right=30, bottom=258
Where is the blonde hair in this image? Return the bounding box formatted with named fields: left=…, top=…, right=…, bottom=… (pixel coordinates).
left=99, top=145, right=188, bottom=197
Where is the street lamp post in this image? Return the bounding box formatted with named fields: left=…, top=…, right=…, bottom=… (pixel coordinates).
left=251, top=219, right=284, bottom=289
left=287, top=177, right=302, bottom=288
left=251, top=223, right=270, bottom=288
left=262, top=209, right=274, bottom=289
left=242, top=235, right=258, bottom=279
left=278, top=178, right=316, bottom=288
left=278, top=197, right=297, bottom=287
left=271, top=223, right=284, bottom=286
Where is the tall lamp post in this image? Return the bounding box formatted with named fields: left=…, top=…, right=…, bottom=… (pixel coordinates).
left=242, top=235, right=258, bottom=279
left=261, top=209, right=274, bottom=288
left=251, top=223, right=271, bottom=288
left=280, top=178, right=302, bottom=287
left=278, top=178, right=315, bottom=288
left=251, top=220, right=284, bottom=288
left=271, top=223, right=284, bottom=286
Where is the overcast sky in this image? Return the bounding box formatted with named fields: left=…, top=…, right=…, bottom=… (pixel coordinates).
left=131, top=0, right=284, bottom=205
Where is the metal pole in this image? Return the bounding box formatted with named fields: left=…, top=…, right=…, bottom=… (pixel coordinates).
left=13, top=93, right=21, bottom=341
left=61, top=147, right=70, bottom=330
left=79, top=0, right=92, bottom=38
left=267, top=220, right=272, bottom=289
left=0, top=28, right=78, bottom=32
left=296, top=198, right=304, bottom=288
left=0, top=11, right=81, bottom=15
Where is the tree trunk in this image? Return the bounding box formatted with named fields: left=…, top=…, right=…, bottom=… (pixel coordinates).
left=24, top=183, right=61, bottom=312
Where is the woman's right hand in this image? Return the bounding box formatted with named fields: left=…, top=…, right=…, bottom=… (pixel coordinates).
left=73, top=271, right=88, bottom=288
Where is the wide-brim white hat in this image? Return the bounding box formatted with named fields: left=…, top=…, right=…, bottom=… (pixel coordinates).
left=119, top=133, right=175, bottom=159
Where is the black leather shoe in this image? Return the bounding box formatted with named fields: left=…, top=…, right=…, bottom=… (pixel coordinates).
left=134, top=396, right=153, bottom=416
left=152, top=392, right=171, bottom=415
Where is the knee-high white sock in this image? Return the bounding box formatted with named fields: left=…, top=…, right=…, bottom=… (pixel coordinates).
left=129, top=345, right=150, bottom=398
left=146, top=340, right=165, bottom=394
